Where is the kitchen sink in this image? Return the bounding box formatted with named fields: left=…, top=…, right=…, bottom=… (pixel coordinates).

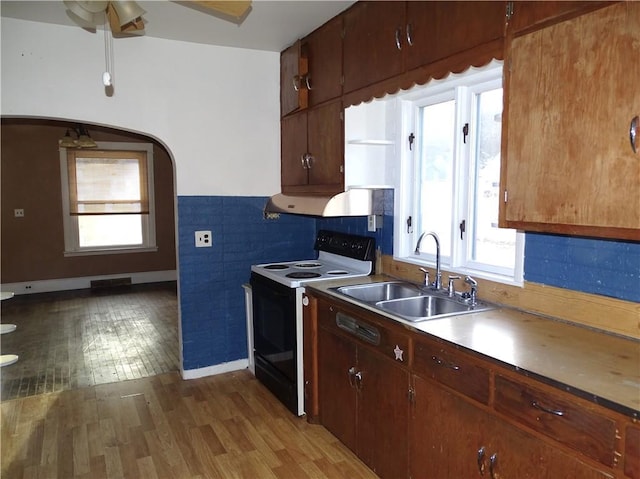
left=334, top=281, right=422, bottom=303
left=332, top=280, right=496, bottom=322
left=376, top=294, right=494, bottom=322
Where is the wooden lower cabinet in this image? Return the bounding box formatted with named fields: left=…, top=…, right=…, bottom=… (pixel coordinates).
left=311, top=294, right=626, bottom=479
left=410, top=375, right=614, bottom=478
left=317, top=304, right=410, bottom=479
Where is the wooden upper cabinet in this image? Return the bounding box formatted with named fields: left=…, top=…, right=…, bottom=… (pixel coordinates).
left=343, top=1, right=406, bottom=94
left=281, top=111, right=308, bottom=188
left=404, top=1, right=506, bottom=71
left=500, top=2, right=640, bottom=240
left=507, top=1, right=614, bottom=36
left=281, top=100, right=343, bottom=195
left=303, top=16, right=343, bottom=107
left=280, top=40, right=308, bottom=117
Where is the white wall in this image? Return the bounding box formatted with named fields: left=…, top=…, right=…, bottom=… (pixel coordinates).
left=1, top=17, right=281, bottom=196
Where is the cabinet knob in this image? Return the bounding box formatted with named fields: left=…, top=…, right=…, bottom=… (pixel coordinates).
left=630, top=115, right=638, bottom=154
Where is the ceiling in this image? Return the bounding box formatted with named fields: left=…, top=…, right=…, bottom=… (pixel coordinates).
left=0, top=0, right=355, bottom=52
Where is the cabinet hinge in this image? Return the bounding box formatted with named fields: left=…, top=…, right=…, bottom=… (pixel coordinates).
left=506, top=1, right=514, bottom=21
left=504, top=190, right=508, bottom=203
left=340, top=164, right=344, bottom=174
left=408, top=387, right=415, bottom=404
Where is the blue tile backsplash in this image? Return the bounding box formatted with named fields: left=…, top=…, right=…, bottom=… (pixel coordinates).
left=177, top=195, right=639, bottom=372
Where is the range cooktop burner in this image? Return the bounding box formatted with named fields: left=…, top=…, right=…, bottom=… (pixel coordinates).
left=264, top=264, right=289, bottom=270
left=286, top=272, right=322, bottom=279
left=294, top=262, right=322, bottom=269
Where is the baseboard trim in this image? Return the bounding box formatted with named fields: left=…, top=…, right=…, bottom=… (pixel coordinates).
left=2, top=270, right=177, bottom=295
left=181, top=359, right=249, bottom=380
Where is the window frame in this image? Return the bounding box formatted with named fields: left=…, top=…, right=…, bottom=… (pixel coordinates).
left=59, top=141, right=157, bottom=256
left=393, top=61, right=524, bottom=286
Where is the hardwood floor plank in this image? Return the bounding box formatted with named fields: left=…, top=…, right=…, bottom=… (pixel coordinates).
left=104, top=445, right=125, bottom=479
left=72, top=424, right=91, bottom=476
left=136, top=456, right=160, bottom=479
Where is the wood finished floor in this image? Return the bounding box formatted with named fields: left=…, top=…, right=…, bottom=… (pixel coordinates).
left=1, top=370, right=379, bottom=479
left=1, top=283, right=180, bottom=401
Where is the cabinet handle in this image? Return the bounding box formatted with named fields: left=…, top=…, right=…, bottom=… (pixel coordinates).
left=531, top=400, right=564, bottom=417
left=301, top=154, right=308, bottom=169
left=489, top=453, right=497, bottom=479
left=355, top=371, right=363, bottom=390
left=305, top=155, right=314, bottom=169
left=631, top=115, right=638, bottom=154
left=406, top=23, right=413, bottom=46
left=348, top=366, right=357, bottom=388
left=431, top=355, right=460, bottom=371
left=292, top=74, right=301, bottom=92
left=304, top=74, right=312, bottom=91
left=477, top=446, right=486, bottom=475
left=395, top=27, right=402, bottom=50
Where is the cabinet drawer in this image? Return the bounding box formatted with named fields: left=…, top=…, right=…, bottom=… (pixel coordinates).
left=494, top=375, right=618, bottom=467
left=413, top=338, right=489, bottom=404
left=318, top=301, right=411, bottom=366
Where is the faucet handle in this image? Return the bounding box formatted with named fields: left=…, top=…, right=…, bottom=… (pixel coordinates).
left=464, top=275, right=478, bottom=287
left=419, top=267, right=430, bottom=288
left=447, top=275, right=460, bottom=297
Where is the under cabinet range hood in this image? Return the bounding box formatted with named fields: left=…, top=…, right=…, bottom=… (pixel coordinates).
left=264, top=188, right=375, bottom=217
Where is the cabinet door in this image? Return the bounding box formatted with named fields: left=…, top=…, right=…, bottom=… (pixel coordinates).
left=305, top=16, right=343, bottom=107
left=343, top=1, right=406, bottom=93
left=508, top=1, right=611, bottom=35
left=357, top=346, right=409, bottom=479
left=318, top=326, right=357, bottom=452
left=306, top=100, right=344, bottom=193
left=405, top=1, right=505, bottom=72
left=410, top=375, right=486, bottom=478
left=501, top=3, right=640, bottom=240
left=280, top=40, right=308, bottom=117
left=281, top=111, right=308, bottom=190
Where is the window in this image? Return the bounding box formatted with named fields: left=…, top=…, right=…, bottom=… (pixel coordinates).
left=60, top=142, right=157, bottom=255
left=394, top=62, right=524, bottom=284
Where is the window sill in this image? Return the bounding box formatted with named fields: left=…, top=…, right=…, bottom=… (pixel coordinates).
left=392, top=255, right=524, bottom=288
left=64, top=246, right=158, bottom=257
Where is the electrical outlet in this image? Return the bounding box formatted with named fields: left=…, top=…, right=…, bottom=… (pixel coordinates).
left=14, top=209, right=24, bottom=218
left=367, top=215, right=376, bottom=232
left=195, top=230, right=212, bottom=247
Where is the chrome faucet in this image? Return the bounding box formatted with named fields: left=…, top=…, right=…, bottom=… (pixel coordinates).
left=415, top=231, right=442, bottom=290
left=463, top=276, right=478, bottom=306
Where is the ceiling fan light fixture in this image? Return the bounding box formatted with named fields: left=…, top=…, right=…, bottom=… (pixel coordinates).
left=63, top=0, right=108, bottom=26
left=111, top=1, right=146, bottom=26
left=59, top=125, right=98, bottom=148
left=59, top=129, right=77, bottom=148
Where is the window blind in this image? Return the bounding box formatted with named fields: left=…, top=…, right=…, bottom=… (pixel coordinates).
left=67, top=149, right=149, bottom=215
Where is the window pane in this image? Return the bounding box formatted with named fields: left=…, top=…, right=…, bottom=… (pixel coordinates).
left=78, top=215, right=143, bottom=247
left=417, top=100, right=455, bottom=258
left=471, top=88, right=515, bottom=269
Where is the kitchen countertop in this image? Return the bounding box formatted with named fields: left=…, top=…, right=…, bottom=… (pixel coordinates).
left=306, top=275, right=640, bottom=419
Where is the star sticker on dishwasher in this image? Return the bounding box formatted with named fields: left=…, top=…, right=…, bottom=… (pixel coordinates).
left=393, top=344, right=404, bottom=361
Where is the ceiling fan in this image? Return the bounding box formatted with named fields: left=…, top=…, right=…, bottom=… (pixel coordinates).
left=63, top=1, right=252, bottom=35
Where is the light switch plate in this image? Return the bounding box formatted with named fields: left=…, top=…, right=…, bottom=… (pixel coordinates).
left=195, top=230, right=212, bottom=247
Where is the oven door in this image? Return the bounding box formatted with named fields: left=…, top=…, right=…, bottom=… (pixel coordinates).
left=250, top=272, right=299, bottom=412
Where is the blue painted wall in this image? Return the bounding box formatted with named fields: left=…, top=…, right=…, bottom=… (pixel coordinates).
left=177, top=196, right=315, bottom=370
left=177, top=194, right=639, bottom=372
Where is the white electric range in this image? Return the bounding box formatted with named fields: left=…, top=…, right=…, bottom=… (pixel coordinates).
left=249, top=230, right=376, bottom=415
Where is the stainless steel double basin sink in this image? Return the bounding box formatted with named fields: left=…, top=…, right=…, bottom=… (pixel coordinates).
left=332, top=281, right=496, bottom=322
